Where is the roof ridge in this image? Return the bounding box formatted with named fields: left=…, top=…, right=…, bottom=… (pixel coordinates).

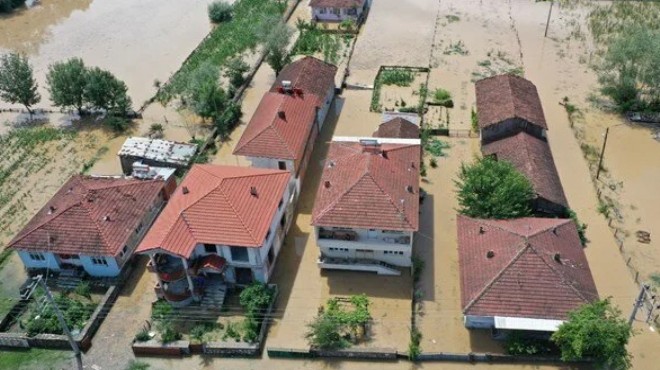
left=526, top=242, right=593, bottom=303
left=314, top=158, right=368, bottom=222
left=505, top=76, right=519, bottom=122
left=479, top=217, right=568, bottom=239
left=463, top=241, right=530, bottom=313
left=367, top=157, right=415, bottom=229
left=219, top=182, right=260, bottom=246
left=82, top=202, right=115, bottom=256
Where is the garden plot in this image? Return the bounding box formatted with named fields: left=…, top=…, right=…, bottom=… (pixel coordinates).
left=371, top=68, right=429, bottom=113
left=292, top=23, right=356, bottom=68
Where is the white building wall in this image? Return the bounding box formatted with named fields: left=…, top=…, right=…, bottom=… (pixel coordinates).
left=80, top=256, right=121, bottom=277
left=18, top=251, right=61, bottom=271
left=315, top=227, right=414, bottom=267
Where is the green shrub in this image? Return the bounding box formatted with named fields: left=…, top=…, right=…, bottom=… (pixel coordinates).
left=505, top=332, right=554, bottom=356
left=380, top=70, right=415, bottom=86
left=432, top=88, right=453, bottom=107
left=470, top=106, right=479, bottom=132
left=223, top=321, right=241, bottom=341
left=134, top=327, right=150, bottom=342
left=208, top=1, right=233, bottom=23
left=425, top=138, right=450, bottom=157
left=25, top=294, right=95, bottom=336
left=567, top=209, right=588, bottom=246
left=125, top=360, right=150, bottom=370
left=190, top=323, right=214, bottom=343
left=242, top=316, right=259, bottom=343
left=239, top=283, right=275, bottom=315
left=429, top=158, right=438, bottom=168
left=160, top=322, right=181, bottom=344
left=408, top=327, right=422, bottom=360
left=74, top=282, right=91, bottom=299
left=151, top=300, right=173, bottom=322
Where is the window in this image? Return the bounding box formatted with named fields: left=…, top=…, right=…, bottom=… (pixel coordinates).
left=29, top=252, right=45, bottom=261
left=119, top=245, right=128, bottom=258
left=382, top=230, right=403, bottom=234
left=278, top=198, right=284, bottom=209
left=332, top=7, right=340, bottom=15
left=230, top=247, right=249, bottom=262
left=319, top=7, right=326, bottom=14
left=347, top=7, right=357, bottom=15
left=91, top=256, right=108, bottom=266
left=268, top=246, right=275, bottom=266
left=280, top=213, right=286, bottom=228
left=265, top=230, right=272, bottom=242
left=278, top=161, right=287, bottom=170
left=135, top=222, right=143, bottom=235
left=204, top=244, right=217, bottom=254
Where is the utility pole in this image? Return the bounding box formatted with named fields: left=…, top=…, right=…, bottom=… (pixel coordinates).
left=629, top=283, right=649, bottom=326
left=544, top=1, right=554, bottom=38
left=646, top=293, right=658, bottom=324
left=30, top=276, right=83, bottom=370
left=596, top=125, right=609, bottom=180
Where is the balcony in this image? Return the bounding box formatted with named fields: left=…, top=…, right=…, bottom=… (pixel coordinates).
left=154, top=280, right=194, bottom=307
left=317, top=255, right=401, bottom=276
left=318, top=228, right=411, bottom=245
left=149, top=254, right=187, bottom=282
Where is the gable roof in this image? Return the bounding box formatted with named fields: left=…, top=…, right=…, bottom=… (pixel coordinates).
left=270, top=56, right=337, bottom=102
left=233, top=92, right=318, bottom=160
left=482, top=132, right=568, bottom=208
left=137, top=165, right=289, bottom=258
left=475, top=74, right=548, bottom=130
left=8, top=176, right=165, bottom=256
left=311, top=140, right=420, bottom=231
left=310, top=0, right=366, bottom=8
left=374, top=118, right=420, bottom=139
left=458, top=216, right=598, bottom=320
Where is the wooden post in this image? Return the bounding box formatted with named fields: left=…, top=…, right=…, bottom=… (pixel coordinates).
left=596, top=126, right=609, bottom=180
left=544, top=1, right=554, bottom=38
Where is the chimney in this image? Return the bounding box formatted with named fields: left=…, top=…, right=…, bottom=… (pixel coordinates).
left=250, top=186, right=258, bottom=197
left=552, top=227, right=558, bottom=235
left=381, top=150, right=388, bottom=159
left=281, top=80, right=292, bottom=92
left=278, top=110, right=286, bottom=120
left=324, top=181, right=331, bottom=189
left=294, top=88, right=303, bottom=96
left=182, top=186, right=189, bottom=195
left=479, top=226, right=485, bottom=234
left=553, top=253, right=562, bottom=264
left=486, top=250, right=495, bottom=259
left=104, top=215, right=111, bottom=222
left=406, top=185, right=414, bottom=193
left=48, top=206, right=56, bottom=215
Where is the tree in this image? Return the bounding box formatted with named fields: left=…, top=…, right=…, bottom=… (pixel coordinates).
left=0, top=0, right=25, bottom=14
left=597, top=26, right=660, bottom=112
left=224, top=56, right=250, bottom=89
left=455, top=156, right=534, bottom=219
left=84, top=67, right=132, bottom=115
left=260, top=19, right=293, bottom=76
left=306, top=312, right=349, bottom=350
left=46, top=58, right=88, bottom=115
left=0, top=53, right=40, bottom=114
left=207, top=0, right=232, bottom=23
left=184, top=63, right=228, bottom=122
left=551, top=299, right=633, bottom=369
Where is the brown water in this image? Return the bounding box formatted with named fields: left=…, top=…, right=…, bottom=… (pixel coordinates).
left=0, top=0, right=214, bottom=110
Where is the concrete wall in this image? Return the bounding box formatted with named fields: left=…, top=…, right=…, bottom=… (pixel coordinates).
left=464, top=315, right=495, bottom=329
left=315, top=227, right=414, bottom=267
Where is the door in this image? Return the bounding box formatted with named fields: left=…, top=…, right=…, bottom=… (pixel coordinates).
left=355, top=249, right=374, bottom=260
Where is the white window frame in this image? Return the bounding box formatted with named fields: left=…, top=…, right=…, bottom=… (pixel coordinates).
left=91, top=256, right=108, bottom=266
left=29, top=252, right=46, bottom=261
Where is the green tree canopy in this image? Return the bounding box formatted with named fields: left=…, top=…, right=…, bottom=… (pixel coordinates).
left=184, top=63, right=228, bottom=122
left=46, top=58, right=88, bottom=115
left=84, top=67, right=132, bottom=115
left=455, top=156, right=534, bottom=219
left=597, top=26, right=660, bottom=112
left=0, top=53, right=41, bottom=114
left=259, top=17, right=293, bottom=75
left=551, top=299, right=633, bottom=370
left=224, top=56, right=250, bottom=89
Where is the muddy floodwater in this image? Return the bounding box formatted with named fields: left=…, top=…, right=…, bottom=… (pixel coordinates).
left=0, top=0, right=214, bottom=109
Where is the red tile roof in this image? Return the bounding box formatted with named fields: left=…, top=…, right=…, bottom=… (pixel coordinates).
left=8, top=176, right=165, bottom=256
left=475, top=74, right=548, bottom=130
left=310, top=0, right=366, bottom=8
left=233, top=92, right=318, bottom=160
left=373, top=118, right=420, bottom=139
left=311, top=141, right=420, bottom=231
left=137, top=165, right=289, bottom=258
left=482, top=132, right=568, bottom=208
left=270, top=56, right=337, bottom=102
left=458, top=216, right=598, bottom=320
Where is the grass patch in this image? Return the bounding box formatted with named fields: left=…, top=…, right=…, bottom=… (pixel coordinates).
left=157, top=0, right=287, bottom=102
left=293, top=23, right=353, bottom=65
left=380, top=70, right=415, bottom=87
left=424, top=138, right=450, bottom=157
left=0, top=349, right=68, bottom=370
left=443, top=40, right=469, bottom=56
left=432, top=88, right=453, bottom=107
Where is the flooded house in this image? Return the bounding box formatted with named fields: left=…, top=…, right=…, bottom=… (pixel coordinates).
left=136, top=164, right=293, bottom=307
left=118, top=137, right=198, bottom=175
left=310, top=0, right=368, bottom=23
left=475, top=74, right=548, bottom=144
left=311, top=137, right=421, bottom=276
left=7, top=174, right=175, bottom=278
left=482, top=132, right=569, bottom=216
left=457, top=216, right=598, bottom=337
left=235, top=56, right=337, bottom=199
left=373, top=117, right=420, bottom=139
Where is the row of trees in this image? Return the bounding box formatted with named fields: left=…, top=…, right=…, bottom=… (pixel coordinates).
left=0, top=53, right=132, bottom=118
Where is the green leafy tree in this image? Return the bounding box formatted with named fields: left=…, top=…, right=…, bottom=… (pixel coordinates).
left=46, top=58, right=88, bottom=115
left=184, top=63, right=228, bottom=122
left=0, top=0, right=25, bottom=14
left=455, top=156, right=534, bottom=219
left=224, top=56, right=250, bottom=88
left=0, top=53, right=41, bottom=114
left=208, top=0, right=232, bottom=23
left=597, top=26, right=660, bottom=112
left=551, top=299, right=633, bottom=370
left=84, top=67, right=132, bottom=115
left=260, top=18, right=293, bottom=76
left=239, top=283, right=274, bottom=315
left=306, top=312, right=349, bottom=350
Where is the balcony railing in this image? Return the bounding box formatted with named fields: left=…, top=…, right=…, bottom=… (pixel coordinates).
left=148, top=255, right=187, bottom=282
left=318, top=229, right=411, bottom=245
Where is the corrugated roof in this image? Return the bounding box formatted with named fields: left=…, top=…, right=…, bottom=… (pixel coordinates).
left=233, top=92, right=318, bottom=160
left=475, top=74, right=548, bottom=130
left=311, top=140, right=421, bottom=231
left=482, top=132, right=568, bottom=208
left=118, top=137, right=197, bottom=165
left=137, top=165, right=289, bottom=258
left=8, top=176, right=165, bottom=256
left=458, top=216, right=599, bottom=321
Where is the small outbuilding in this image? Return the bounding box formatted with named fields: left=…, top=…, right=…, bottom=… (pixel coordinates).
left=118, top=137, right=197, bottom=175
left=310, top=0, right=368, bottom=23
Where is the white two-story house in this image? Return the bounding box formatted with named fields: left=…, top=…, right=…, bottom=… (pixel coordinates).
left=310, top=0, right=368, bottom=23
left=8, top=174, right=174, bottom=278
left=137, top=164, right=292, bottom=307
left=234, top=57, right=337, bottom=202
left=311, top=137, right=421, bottom=276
